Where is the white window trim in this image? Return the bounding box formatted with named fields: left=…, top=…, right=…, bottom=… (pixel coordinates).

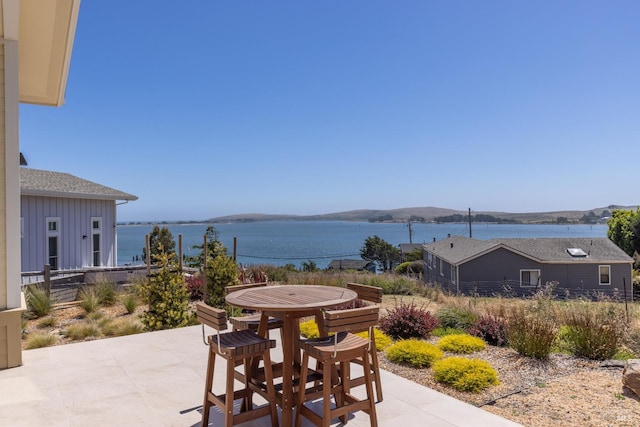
left=598, top=265, right=611, bottom=286
left=520, top=269, right=541, bottom=288
left=46, top=217, right=61, bottom=270
left=451, top=265, right=456, bottom=284
left=439, top=258, right=444, bottom=276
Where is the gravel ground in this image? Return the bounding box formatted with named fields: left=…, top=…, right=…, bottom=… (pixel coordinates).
left=378, top=345, right=640, bottom=427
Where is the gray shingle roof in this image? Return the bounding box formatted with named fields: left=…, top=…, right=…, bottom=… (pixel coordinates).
left=399, top=244, right=423, bottom=253
left=423, top=236, right=496, bottom=264
left=20, top=168, right=137, bottom=201
left=491, top=238, right=632, bottom=263
left=423, top=236, right=632, bottom=265
left=327, top=259, right=374, bottom=270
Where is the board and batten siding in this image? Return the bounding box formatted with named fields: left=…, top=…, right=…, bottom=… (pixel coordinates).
left=20, top=195, right=117, bottom=272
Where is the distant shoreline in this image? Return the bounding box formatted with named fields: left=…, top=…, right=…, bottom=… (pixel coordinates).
left=117, top=204, right=632, bottom=226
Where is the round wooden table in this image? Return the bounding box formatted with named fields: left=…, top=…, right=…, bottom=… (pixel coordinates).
left=225, top=285, right=357, bottom=426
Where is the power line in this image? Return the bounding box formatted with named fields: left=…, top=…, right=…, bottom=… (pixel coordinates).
left=236, top=252, right=360, bottom=260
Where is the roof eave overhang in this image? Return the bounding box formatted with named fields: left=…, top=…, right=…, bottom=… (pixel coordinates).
left=21, top=190, right=138, bottom=202
left=16, top=0, right=81, bottom=107
left=457, top=243, right=542, bottom=266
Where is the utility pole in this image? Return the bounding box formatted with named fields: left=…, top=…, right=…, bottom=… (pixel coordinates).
left=468, top=208, right=472, bottom=238
left=407, top=220, right=413, bottom=243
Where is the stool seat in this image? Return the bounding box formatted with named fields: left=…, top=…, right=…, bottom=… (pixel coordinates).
left=211, top=328, right=275, bottom=355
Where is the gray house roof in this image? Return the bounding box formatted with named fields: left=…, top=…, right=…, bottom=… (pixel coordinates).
left=423, top=236, right=632, bottom=265
left=20, top=168, right=138, bottom=201
left=327, top=259, right=375, bottom=270
left=399, top=244, right=423, bottom=254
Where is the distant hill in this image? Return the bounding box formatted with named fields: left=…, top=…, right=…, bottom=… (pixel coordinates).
left=206, top=205, right=639, bottom=224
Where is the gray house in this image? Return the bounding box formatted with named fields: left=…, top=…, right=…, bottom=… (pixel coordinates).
left=20, top=168, right=137, bottom=272
left=423, top=235, right=633, bottom=299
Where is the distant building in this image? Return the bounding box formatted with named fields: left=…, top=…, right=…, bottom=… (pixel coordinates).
left=399, top=243, right=422, bottom=261
left=327, top=259, right=376, bottom=273
left=423, top=235, right=633, bottom=299
left=20, top=168, right=137, bottom=272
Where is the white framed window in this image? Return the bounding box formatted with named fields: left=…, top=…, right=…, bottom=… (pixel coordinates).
left=520, top=269, right=540, bottom=288
left=450, top=265, right=456, bottom=284
left=599, top=265, right=611, bottom=285
left=91, top=217, right=102, bottom=267
left=427, top=253, right=433, bottom=269
left=46, top=217, right=60, bottom=270
left=439, top=258, right=444, bottom=276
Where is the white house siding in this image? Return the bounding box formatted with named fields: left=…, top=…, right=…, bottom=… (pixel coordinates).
left=21, top=195, right=117, bottom=272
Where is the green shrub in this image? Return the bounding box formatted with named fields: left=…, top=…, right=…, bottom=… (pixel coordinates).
left=436, top=306, right=477, bottom=330
left=551, top=325, right=573, bottom=354
left=379, top=302, right=439, bottom=339
left=78, top=287, right=100, bottom=314
left=467, top=313, right=509, bottom=347
left=122, top=293, right=138, bottom=314
left=394, top=262, right=412, bottom=274
left=205, top=254, right=239, bottom=308
left=139, top=251, right=191, bottom=331
left=385, top=339, right=443, bottom=368
left=64, top=322, right=101, bottom=340
left=300, top=319, right=320, bottom=338
left=356, top=328, right=393, bottom=351
left=25, top=285, right=51, bottom=318
left=25, top=332, right=57, bottom=349
left=432, top=356, right=499, bottom=392
left=394, top=261, right=424, bottom=276
left=438, top=334, right=486, bottom=354
left=433, top=327, right=467, bottom=337
left=612, top=348, right=636, bottom=360
left=562, top=301, right=627, bottom=360
left=102, top=318, right=145, bottom=337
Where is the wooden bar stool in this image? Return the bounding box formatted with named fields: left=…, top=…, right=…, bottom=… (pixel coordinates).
left=295, top=306, right=379, bottom=427
left=196, top=302, right=279, bottom=427
left=345, top=283, right=384, bottom=402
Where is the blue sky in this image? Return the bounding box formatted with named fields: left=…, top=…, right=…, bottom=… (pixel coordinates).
left=20, top=1, right=640, bottom=222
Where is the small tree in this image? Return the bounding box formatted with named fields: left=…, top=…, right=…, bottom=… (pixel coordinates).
left=187, top=226, right=227, bottom=268
left=205, top=254, right=239, bottom=308
left=301, top=260, right=318, bottom=272
left=142, top=225, right=177, bottom=264
left=404, top=248, right=423, bottom=262
left=607, top=209, right=640, bottom=256
left=360, top=235, right=401, bottom=271
left=139, top=250, right=190, bottom=331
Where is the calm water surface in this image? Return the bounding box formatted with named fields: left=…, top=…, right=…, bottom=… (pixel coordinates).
left=117, top=221, right=608, bottom=269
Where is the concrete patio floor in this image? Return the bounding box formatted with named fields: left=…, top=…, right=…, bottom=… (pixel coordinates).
left=0, top=325, right=522, bottom=427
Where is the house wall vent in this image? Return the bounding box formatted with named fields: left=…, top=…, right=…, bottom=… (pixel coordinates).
left=567, top=248, right=587, bottom=257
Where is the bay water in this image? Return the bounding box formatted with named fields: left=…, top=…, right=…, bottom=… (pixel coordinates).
left=117, top=221, right=608, bottom=269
